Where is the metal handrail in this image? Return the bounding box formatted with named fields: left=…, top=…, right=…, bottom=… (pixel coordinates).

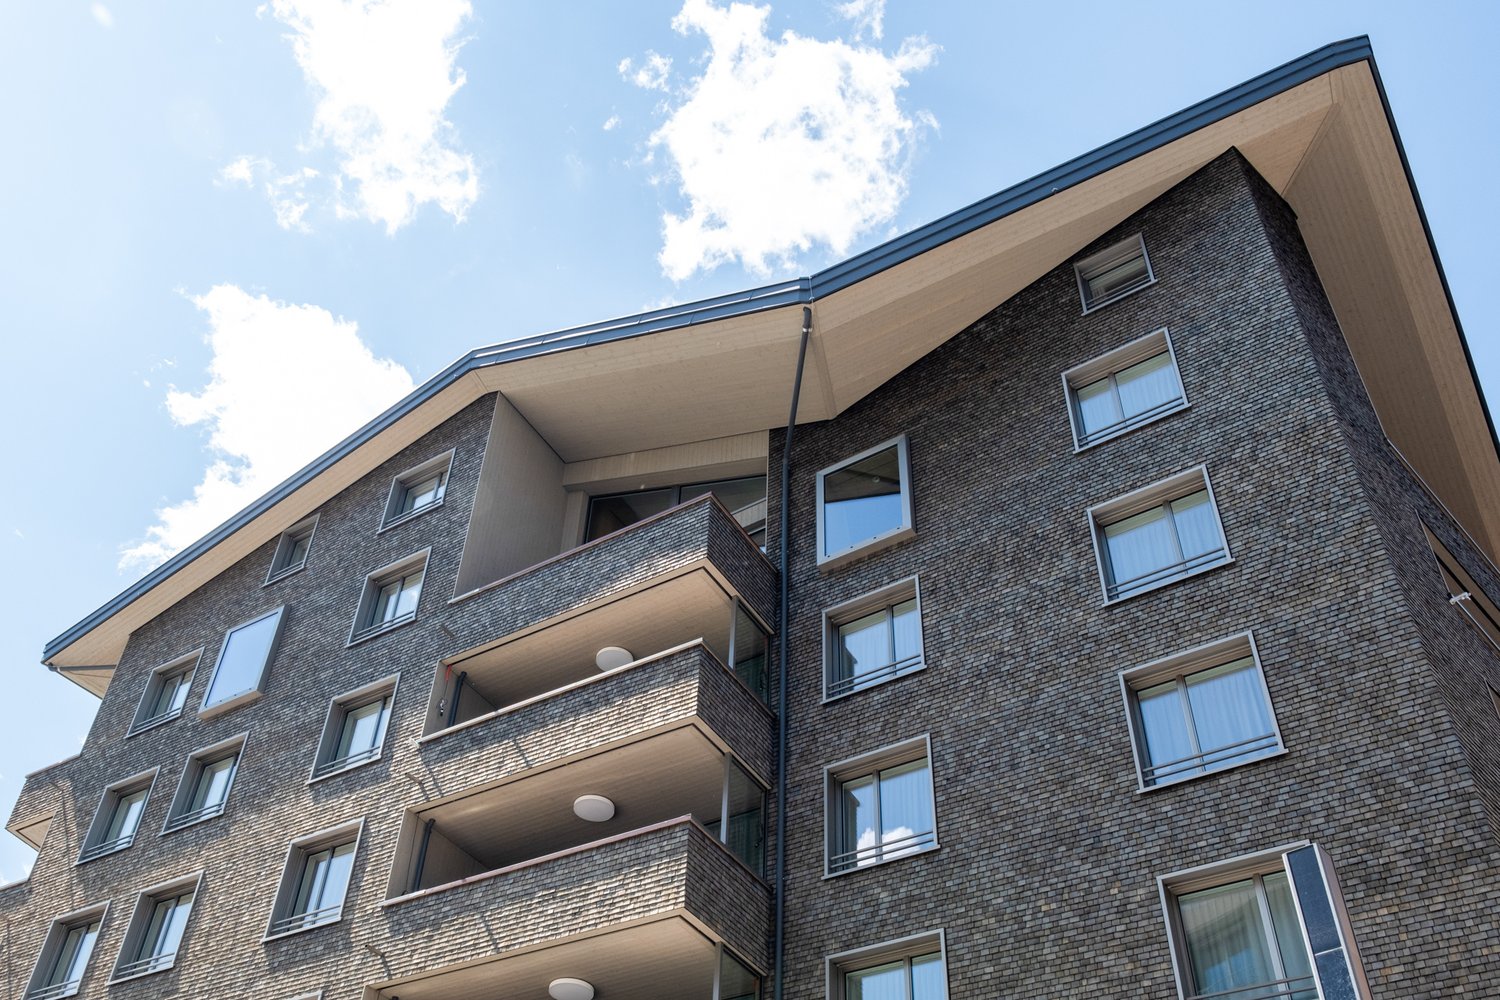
left=163, top=801, right=225, bottom=832
left=26, top=979, right=83, bottom=1000
left=1186, top=974, right=1317, bottom=1000
left=267, top=903, right=342, bottom=936
left=829, top=829, right=936, bottom=873
left=127, top=707, right=182, bottom=735
left=1144, top=732, right=1280, bottom=783
left=1078, top=395, right=1186, bottom=446
left=1108, top=547, right=1227, bottom=600
left=114, top=952, right=176, bottom=979
left=78, top=833, right=135, bottom=862
left=351, top=611, right=416, bottom=642
left=827, top=653, right=923, bottom=699
left=312, top=743, right=383, bottom=779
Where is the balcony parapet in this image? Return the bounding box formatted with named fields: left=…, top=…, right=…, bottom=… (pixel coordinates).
left=417, top=640, right=774, bottom=790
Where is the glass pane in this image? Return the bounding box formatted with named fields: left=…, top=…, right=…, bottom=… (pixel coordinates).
left=718, top=949, right=760, bottom=1000
left=395, top=571, right=423, bottom=617
left=1178, top=880, right=1276, bottom=999
left=1075, top=376, right=1122, bottom=437
left=1136, top=681, right=1197, bottom=783
left=1264, top=872, right=1317, bottom=998
left=105, top=788, right=148, bottom=842
left=585, top=488, right=677, bottom=541
left=838, top=609, right=892, bottom=687
left=285, top=532, right=312, bottom=567
left=401, top=472, right=444, bottom=513
left=1086, top=251, right=1149, bottom=303
left=191, top=755, right=236, bottom=811
left=891, top=599, right=921, bottom=665
left=732, top=604, right=769, bottom=702
left=910, top=953, right=947, bottom=1000
left=166, top=671, right=192, bottom=714
left=1103, top=506, right=1176, bottom=593
left=680, top=476, right=766, bottom=515
left=847, top=961, right=906, bottom=1000
left=142, top=892, right=193, bottom=959
left=296, top=842, right=355, bottom=916
left=823, top=445, right=905, bottom=557
left=1115, top=351, right=1179, bottom=419
left=48, top=920, right=100, bottom=986
left=204, top=610, right=281, bottom=707
left=840, top=775, right=877, bottom=866
left=1185, top=658, right=1275, bottom=768
left=337, top=699, right=388, bottom=760
left=1170, top=490, right=1220, bottom=560
left=879, top=759, right=933, bottom=858
left=723, top=760, right=765, bottom=875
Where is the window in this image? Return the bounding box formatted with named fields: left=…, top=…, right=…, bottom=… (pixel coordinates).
left=25, top=904, right=107, bottom=1000
left=817, top=435, right=914, bottom=569
left=1088, top=467, right=1230, bottom=602
left=1121, top=633, right=1283, bottom=790
left=127, top=650, right=199, bottom=736
left=825, top=737, right=937, bottom=876
left=311, top=677, right=397, bottom=780
left=1063, top=328, right=1187, bottom=449
left=381, top=451, right=454, bottom=529
left=265, top=821, right=362, bottom=939
left=348, top=551, right=428, bottom=644
left=110, top=873, right=200, bottom=983
left=824, top=577, right=924, bottom=700
left=199, top=606, right=287, bottom=716
left=1075, top=233, right=1155, bottom=312
left=266, top=515, right=318, bottom=584
left=1424, top=524, right=1500, bottom=652
left=78, top=770, right=155, bottom=863
left=163, top=736, right=244, bottom=833
left=584, top=476, right=767, bottom=544
left=828, top=932, right=948, bottom=1000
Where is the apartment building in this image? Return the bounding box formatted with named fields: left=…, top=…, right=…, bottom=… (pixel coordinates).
left=6, top=36, right=1500, bottom=1000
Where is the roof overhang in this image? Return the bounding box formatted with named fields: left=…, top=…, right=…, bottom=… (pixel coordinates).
left=44, top=37, right=1500, bottom=685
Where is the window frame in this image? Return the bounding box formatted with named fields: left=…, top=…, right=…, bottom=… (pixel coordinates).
left=23, top=901, right=109, bottom=1000
left=347, top=550, right=430, bottom=646
left=826, top=929, right=948, bottom=1000
left=1062, top=327, right=1188, bottom=451
left=309, top=675, right=400, bottom=783
left=815, top=434, right=916, bottom=570
left=1087, top=465, right=1232, bottom=604
left=198, top=606, right=288, bottom=719
left=265, top=514, right=319, bottom=585
left=1075, top=233, right=1156, bottom=313
left=822, top=576, right=926, bottom=702
left=126, top=649, right=202, bottom=737
left=1119, top=632, right=1286, bottom=793
left=77, top=768, right=157, bottom=864
left=823, top=734, right=938, bottom=878
left=1423, top=524, right=1500, bottom=653
left=379, top=450, right=455, bottom=532
left=263, top=818, right=365, bottom=942
left=108, top=870, right=203, bottom=985
left=161, top=733, right=247, bottom=834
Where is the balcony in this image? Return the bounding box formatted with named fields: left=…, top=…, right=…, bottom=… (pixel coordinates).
left=373, top=819, right=768, bottom=1000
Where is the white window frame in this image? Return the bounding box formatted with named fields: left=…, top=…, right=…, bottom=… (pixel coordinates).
left=826, top=929, right=948, bottom=1000
left=1119, top=632, right=1285, bottom=793
left=379, top=449, right=454, bottom=531
left=822, top=576, right=925, bottom=702
left=1075, top=233, right=1156, bottom=313
left=309, top=675, right=400, bottom=783
left=823, top=734, right=938, bottom=878
left=198, top=606, right=288, bottom=719
left=1087, top=465, right=1232, bottom=604
left=126, top=649, right=202, bottom=737
left=161, top=733, right=247, bottom=834
left=265, top=514, right=319, bottom=585
left=23, top=901, right=110, bottom=1000
left=263, top=818, right=365, bottom=941
left=347, top=550, right=430, bottom=646
left=1062, top=328, right=1188, bottom=451
left=108, top=870, right=203, bottom=985
left=816, top=434, right=915, bottom=570
left=77, top=768, right=157, bottom=864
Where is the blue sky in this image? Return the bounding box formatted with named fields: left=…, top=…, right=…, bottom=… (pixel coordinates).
left=1, top=1, right=1496, bottom=883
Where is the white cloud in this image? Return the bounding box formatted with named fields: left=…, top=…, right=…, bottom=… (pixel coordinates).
left=120, top=285, right=414, bottom=572
left=91, top=3, right=114, bottom=28
left=619, top=51, right=673, bottom=92
left=631, top=0, right=936, bottom=281
left=237, top=0, right=479, bottom=234
left=835, top=0, right=883, bottom=40
left=218, top=156, right=319, bottom=232
left=602, top=114, right=621, bottom=131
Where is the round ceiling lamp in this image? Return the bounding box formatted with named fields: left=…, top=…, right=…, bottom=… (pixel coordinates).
left=548, top=979, right=595, bottom=1000
left=595, top=645, right=634, bottom=671
left=573, top=794, right=616, bottom=823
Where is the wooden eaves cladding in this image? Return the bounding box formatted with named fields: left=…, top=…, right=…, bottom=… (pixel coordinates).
left=43, top=37, right=1500, bottom=692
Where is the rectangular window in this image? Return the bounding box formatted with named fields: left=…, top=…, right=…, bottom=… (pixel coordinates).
left=1088, top=467, right=1230, bottom=602
left=1424, top=524, right=1500, bottom=652
left=826, top=737, right=937, bottom=876
left=381, top=450, right=454, bottom=529
left=200, top=606, right=287, bottom=716
left=163, top=736, right=245, bottom=833
left=127, top=650, right=200, bottom=736
left=78, top=771, right=155, bottom=863
left=1121, top=633, right=1283, bottom=790
left=311, top=677, right=397, bottom=781
left=25, top=904, right=107, bottom=1000
left=828, top=931, right=948, bottom=1000
left=824, top=577, right=924, bottom=700
left=817, top=435, right=915, bottom=569
left=110, top=874, right=201, bottom=983
left=1063, top=328, right=1187, bottom=449
left=1075, top=233, right=1155, bottom=312
left=266, top=514, right=318, bottom=584
left=349, top=552, right=428, bottom=644
left=265, top=821, right=363, bottom=939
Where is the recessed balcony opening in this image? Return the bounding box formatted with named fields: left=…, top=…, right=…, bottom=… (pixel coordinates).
left=585, top=476, right=767, bottom=548
left=426, top=570, right=770, bottom=737
left=390, top=729, right=766, bottom=899
left=365, top=919, right=760, bottom=1000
